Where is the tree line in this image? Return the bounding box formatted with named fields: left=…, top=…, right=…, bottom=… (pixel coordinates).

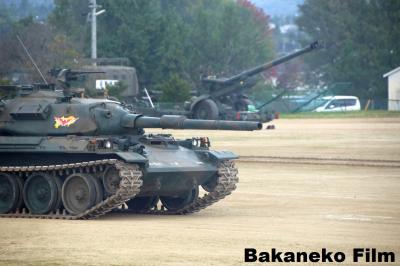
left=297, top=0, right=400, bottom=100
left=1, top=0, right=399, bottom=103
left=46, top=0, right=274, bottom=102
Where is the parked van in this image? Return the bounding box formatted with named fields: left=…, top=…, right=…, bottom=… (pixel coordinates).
left=314, top=96, right=361, bottom=112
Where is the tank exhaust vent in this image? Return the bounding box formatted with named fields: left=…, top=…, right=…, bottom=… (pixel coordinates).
left=10, top=103, right=51, bottom=120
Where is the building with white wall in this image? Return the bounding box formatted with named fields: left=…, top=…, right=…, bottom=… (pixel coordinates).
left=383, top=67, right=400, bottom=111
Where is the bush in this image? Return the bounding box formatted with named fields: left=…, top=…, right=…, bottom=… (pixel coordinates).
left=159, top=74, right=191, bottom=103
left=106, top=81, right=127, bottom=99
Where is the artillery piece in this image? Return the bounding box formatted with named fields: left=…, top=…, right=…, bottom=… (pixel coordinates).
left=0, top=83, right=261, bottom=219
left=187, top=41, right=321, bottom=121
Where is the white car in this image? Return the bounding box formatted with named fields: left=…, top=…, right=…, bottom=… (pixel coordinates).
left=314, top=96, right=361, bottom=112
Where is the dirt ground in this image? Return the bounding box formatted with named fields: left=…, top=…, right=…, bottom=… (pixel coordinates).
left=163, top=117, right=400, bottom=161
left=0, top=118, right=399, bottom=265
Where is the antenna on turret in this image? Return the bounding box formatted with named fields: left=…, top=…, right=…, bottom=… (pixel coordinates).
left=16, top=35, right=48, bottom=85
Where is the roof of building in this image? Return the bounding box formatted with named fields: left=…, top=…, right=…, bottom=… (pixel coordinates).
left=383, top=66, right=400, bottom=78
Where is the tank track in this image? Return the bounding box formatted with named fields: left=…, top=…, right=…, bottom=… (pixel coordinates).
left=0, top=160, right=238, bottom=219
left=0, top=159, right=143, bottom=220
left=134, top=160, right=239, bottom=215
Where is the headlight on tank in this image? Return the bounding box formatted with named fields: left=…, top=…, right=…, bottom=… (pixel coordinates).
left=104, top=139, right=113, bottom=149
left=87, top=139, right=114, bottom=151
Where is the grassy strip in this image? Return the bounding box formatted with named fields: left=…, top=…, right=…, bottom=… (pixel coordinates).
left=279, top=110, right=400, bottom=119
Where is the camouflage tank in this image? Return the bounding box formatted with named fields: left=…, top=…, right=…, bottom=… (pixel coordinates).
left=0, top=83, right=261, bottom=219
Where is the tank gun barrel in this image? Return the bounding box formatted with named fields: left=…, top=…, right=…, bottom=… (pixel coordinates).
left=122, top=115, right=262, bottom=131
left=202, top=41, right=321, bottom=86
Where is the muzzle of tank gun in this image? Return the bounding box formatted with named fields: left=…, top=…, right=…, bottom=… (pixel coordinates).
left=122, top=114, right=262, bottom=131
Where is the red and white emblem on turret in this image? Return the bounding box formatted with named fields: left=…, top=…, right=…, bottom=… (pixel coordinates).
left=54, top=116, right=79, bottom=128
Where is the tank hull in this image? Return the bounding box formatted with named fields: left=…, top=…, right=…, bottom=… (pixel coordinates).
left=0, top=135, right=236, bottom=197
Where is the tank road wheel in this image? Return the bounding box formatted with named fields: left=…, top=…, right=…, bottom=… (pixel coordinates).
left=0, top=173, right=23, bottom=214
left=193, top=99, right=219, bottom=120
left=102, top=166, right=121, bottom=195
left=160, top=186, right=199, bottom=211
left=53, top=176, right=63, bottom=210
left=127, top=196, right=159, bottom=211
left=15, top=176, right=25, bottom=209
left=92, top=177, right=104, bottom=205
left=62, top=174, right=96, bottom=215
left=23, top=173, right=60, bottom=214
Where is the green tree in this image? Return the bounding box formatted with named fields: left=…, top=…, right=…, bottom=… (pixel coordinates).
left=297, top=0, right=400, bottom=99
left=0, top=17, right=82, bottom=84
left=152, top=1, right=190, bottom=85
left=106, top=81, right=127, bottom=99
left=0, top=2, right=15, bottom=35
left=96, top=0, right=162, bottom=86
left=48, top=0, right=89, bottom=53
left=186, top=0, right=273, bottom=84
left=160, top=74, right=191, bottom=103
left=49, top=0, right=274, bottom=100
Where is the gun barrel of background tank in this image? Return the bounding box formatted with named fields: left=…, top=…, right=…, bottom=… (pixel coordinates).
left=220, top=41, right=320, bottom=84
left=123, top=115, right=262, bottom=131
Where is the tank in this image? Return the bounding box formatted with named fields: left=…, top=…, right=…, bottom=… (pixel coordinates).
left=0, top=84, right=261, bottom=219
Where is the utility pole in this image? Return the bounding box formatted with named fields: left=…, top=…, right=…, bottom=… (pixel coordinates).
left=90, top=0, right=97, bottom=64
left=89, top=0, right=105, bottom=66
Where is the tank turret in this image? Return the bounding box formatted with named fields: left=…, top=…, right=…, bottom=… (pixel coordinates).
left=0, top=86, right=260, bottom=219
left=0, top=89, right=261, bottom=136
